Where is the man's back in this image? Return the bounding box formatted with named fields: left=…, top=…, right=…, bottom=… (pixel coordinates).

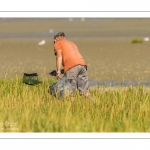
left=54, top=38, right=86, bottom=72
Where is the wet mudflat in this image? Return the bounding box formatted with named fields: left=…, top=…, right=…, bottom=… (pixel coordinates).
left=1, top=18, right=150, bottom=86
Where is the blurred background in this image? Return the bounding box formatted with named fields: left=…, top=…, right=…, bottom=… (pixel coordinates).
left=0, top=18, right=150, bottom=85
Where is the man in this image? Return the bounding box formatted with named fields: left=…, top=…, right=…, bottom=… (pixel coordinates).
left=53, top=32, right=90, bottom=99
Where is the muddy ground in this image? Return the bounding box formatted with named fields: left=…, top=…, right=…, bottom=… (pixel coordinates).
left=1, top=18, right=150, bottom=84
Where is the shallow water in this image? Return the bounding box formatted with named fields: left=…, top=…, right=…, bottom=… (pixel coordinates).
left=1, top=18, right=150, bottom=40
left=89, top=80, right=150, bottom=87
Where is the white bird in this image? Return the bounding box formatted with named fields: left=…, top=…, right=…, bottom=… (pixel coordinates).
left=143, top=37, right=149, bottom=42
left=81, top=18, right=85, bottom=21
left=69, top=18, right=73, bottom=21
left=49, top=29, right=54, bottom=33
left=38, top=40, right=45, bottom=45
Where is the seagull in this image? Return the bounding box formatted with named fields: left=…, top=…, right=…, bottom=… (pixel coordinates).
left=49, top=29, right=54, bottom=33
left=38, top=40, right=45, bottom=45
left=143, top=37, right=149, bottom=42
left=69, top=18, right=73, bottom=21
left=81, top=18, right=85, bottom=21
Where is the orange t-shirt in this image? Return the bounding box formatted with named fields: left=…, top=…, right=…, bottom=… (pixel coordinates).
left=54, top=38, right=86, bottom=72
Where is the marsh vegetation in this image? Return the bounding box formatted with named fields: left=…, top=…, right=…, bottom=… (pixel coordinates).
left=1, top=18, right=150, bottom=132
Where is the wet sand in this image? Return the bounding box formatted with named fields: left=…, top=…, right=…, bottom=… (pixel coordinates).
left=1, top=18, right=150, bottom=85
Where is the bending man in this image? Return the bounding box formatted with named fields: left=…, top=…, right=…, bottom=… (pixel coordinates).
left=53, top=32, right=90, bottom=99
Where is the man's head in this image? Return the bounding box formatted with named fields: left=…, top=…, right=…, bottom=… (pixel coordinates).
left=54, top=32, right=65, bottom=39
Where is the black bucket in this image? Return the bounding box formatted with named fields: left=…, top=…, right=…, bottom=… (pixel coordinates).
left=23, top=73, right=42, bottom=85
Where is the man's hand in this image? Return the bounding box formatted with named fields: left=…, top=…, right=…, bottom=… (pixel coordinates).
left=56, top=71, right=61, bottom=79
left=49, top=69, right=64, bottom=76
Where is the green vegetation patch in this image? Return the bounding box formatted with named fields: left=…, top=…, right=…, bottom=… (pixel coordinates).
left=1, top=77, right=150, bottom=132
left=131, top=38, right=143, bottom=43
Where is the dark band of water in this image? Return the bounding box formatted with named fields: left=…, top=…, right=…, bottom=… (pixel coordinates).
left=89, top=80, right=150, bottom=87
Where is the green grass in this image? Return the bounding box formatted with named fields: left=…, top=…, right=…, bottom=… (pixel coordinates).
left=131, top=38, right=143, bottom=43
left=0, top=77, right=150, bottom=132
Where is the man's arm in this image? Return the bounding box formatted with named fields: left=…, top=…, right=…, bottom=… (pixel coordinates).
left=56, top=50, right=62, bottom=78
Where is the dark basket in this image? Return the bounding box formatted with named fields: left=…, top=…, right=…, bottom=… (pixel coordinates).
left=23, top=73, right=41, bottom=85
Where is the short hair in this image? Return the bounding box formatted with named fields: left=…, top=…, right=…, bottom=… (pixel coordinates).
left=54, top=32, right=65, bottom=39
